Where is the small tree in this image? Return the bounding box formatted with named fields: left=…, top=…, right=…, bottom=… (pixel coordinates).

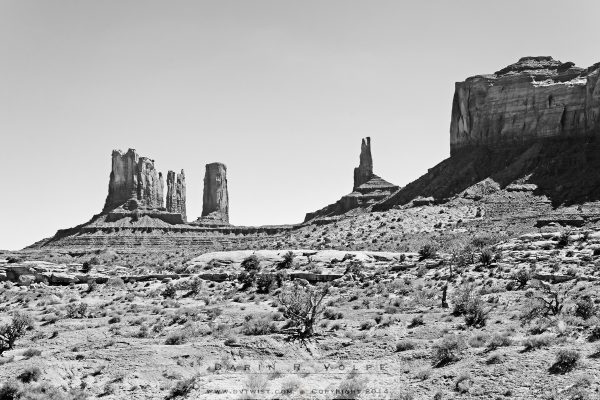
left=0, top=312, right=34, bottom=356
left=278, top=251, right=295, bottom=269
left=278, top=280, right=329, bottom=338
left=521, top=280, right=576, bottom=325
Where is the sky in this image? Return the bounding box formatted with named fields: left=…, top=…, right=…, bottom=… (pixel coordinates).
left=1, top=0, right=598, bottom=250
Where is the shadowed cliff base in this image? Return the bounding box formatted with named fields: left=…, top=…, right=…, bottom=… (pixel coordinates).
left=373, top=135, right=600, bottom=211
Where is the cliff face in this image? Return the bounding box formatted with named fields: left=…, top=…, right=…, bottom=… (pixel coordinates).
left=166, top=170, right=186, bottom=222
left=450, top=56, right=600, bottom=154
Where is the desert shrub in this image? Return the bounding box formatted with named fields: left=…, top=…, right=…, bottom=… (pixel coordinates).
left=278, top=280, right=329, bottom=338
left=588, top=326, right=600, bottom=342
left=414, top=369, right=431, bottom=381
left=454, top=372, right=472, bottom=393
left=237, top=271, right=257, bottom=290
left=486, top=353, right=503, bottom=364
left=242, top=316, right=277, bottom=336
left=468, top=332, right=488, bottom=348
left=574, top=296, right=596, bottom=320
left=0, top=381, right=21, bottom=400
left=408, top=315, right=424, bottom=328
left=522, top=334, right=553, bottom=351
left=557, top=232, right=570, bottom=248
left=486, top=333, right=512, bottom=351
left=344, top=260, right=365, bottom=281
left=432, top=335, right=466, bottom=367
left=323, top=308, right=344, bottom=320
left=17, top=366, right=42, bottom=383
left=511, top=269, right=531, bottom=290
left=162, top=284, right=177, bottom=299
left=241, top=255, right=260, bottom=271
left=81, top=261, right=92, bottom=274
left=107, top=277, right=126, bottom=288
left=187, top=277, right=204, bottom=296
left=471, top=234, right=502, bottom=249
left=65, top=303, right=87, bottom=319
left=418, top=243, right=437, bottom=260
left=334, top=375, right=367, bottom=400
left=395, top=340, right=416, bottom=352
left=520, top=281, right=576, bottom=325
left=108, top=316, right=121, bottom=324
left=22, top=348, right=41, bottom=358
left=278, top=251, right=295, bottom=269
left=550, top=349, right=580, bottom=374
left=256, top=274, right=276, bottom=294
left=166, top=375, right=197, bottom=400
left=452, top=284, right=490, bottom=327
left=86, top=280, right=98, bottom=293
left=0, top=312, right=35, bottom=356
left=165, top=330, right=189, bottom=345
left=479, top=248, right=494, bottom=266
left=360, top=320, right=375, bottom=330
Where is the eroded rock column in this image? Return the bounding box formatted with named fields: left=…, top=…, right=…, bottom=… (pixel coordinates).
left=353, top=137, right=374, bottom=191
left=166, top=170, right=186, bottom=221
left=201, top=163, right=229, bottom=223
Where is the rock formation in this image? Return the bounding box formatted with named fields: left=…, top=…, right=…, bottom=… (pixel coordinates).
left=451, top=56, right=600, bottom=154
left=353, top=137, right=373, bottom=190
left=374, top=56, right=600, bottom=211
left=103, top=149, right=164, bottom=212
left=166, top=170, right=186, bottom=222
left=195, top=163, right=229, bottom=225
left=305, top=137, right=398, bottom=221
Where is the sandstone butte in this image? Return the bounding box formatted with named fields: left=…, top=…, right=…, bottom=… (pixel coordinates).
left=25, top=56, right=600, bottom=250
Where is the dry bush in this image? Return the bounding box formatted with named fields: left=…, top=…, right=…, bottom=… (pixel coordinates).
left=549, top=349, right=580, bottom=374
left=242, top=315, right=277, bottom=336
left=452, top=284, right=490, bottom=327
left=431, top=335, right=467, bottom=367
left=278, top=280, right=329, bottom=338
left=65, top=303, right=88, bottom=319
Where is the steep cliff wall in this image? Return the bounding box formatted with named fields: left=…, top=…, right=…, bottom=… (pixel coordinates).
left=450, top=56, right=600, bottom=154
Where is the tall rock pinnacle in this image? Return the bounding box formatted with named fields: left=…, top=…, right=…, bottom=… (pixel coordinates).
left=166, top=170, right=187, bottom=222
left=201, top=163, right=229, bottom=223
left=103, top=149, right=164, bottom=212
left=353, top=137, right=374, bottom=191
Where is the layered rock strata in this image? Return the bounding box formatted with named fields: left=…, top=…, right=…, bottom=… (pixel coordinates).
left=451, top=56, right=600, bottom=154
left=305, top=137, right=398, bottom=221
left=166, top=170, right=186, bottom=222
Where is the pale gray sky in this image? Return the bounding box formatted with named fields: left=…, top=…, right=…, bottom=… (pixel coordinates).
left=1, top=0, right=598, bottom=250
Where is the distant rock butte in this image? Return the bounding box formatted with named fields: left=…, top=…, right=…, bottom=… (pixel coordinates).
left=102, top=148, right=186, bottom=223
left=304, top=137, right=398, bottom=221
left=451, top=56, right=600, bottom=154
left=103, top=149, right=164, bottom=212
left=194, top=163, right=230, bottom=226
